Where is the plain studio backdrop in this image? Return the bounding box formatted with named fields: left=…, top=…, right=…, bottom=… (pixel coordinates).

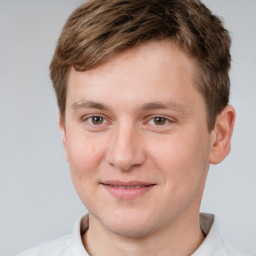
left=0, top=0, right=255, bottom=255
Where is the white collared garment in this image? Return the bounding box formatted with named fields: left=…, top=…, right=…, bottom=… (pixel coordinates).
left=16, top=213, right=252, bottom=256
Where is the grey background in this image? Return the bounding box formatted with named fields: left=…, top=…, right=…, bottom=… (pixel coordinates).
left=0, top=0, right=255, bottom=255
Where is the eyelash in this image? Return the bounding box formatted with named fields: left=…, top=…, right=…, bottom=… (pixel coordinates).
left=83, top=115, right=108, bottom=126
left=82, top=114, right=174, bottom=128
left=147, top=116, right=172, bottom=126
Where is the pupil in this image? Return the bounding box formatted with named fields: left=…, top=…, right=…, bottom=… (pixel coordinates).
left=154, top=117, right=166, bottom=125
left=92, top=116, right=103, bottom=124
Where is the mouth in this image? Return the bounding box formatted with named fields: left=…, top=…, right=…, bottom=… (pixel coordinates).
left=107, top=184, right=152, bottom=189
left=100, top=180, right=156, bottom=200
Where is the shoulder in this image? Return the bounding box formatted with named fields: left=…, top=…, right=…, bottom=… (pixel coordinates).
left=221, top=240, right=254, bottom=256
left=196, top=213, right=254, bottom=256
left=15, top=235, right=72, bottom=256
left=15, top=215, right=89, bottom=256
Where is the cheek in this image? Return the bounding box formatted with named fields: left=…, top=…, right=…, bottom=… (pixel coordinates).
left=66, top=132, right=107, bottom=176
left=66, top=133, right=108, bottom=207
left=148, top=130, right=210, bottom=190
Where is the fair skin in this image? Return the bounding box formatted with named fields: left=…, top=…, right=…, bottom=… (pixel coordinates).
left=59, top=40, right=235, bottom=256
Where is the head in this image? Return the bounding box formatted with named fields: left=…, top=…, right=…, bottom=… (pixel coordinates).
left=49, top=0, right=235, bottom=242
left=50, top=0, right=231, bottom=131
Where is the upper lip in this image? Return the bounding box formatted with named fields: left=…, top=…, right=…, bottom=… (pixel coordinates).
left=100, top=180, right=155, bottom=187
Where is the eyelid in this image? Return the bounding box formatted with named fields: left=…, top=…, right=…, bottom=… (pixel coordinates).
left=81, top=114, right=175, bottom=130
left=146, top=115, right=175, bottom=124
left=82, top=114, right=111, bottom=126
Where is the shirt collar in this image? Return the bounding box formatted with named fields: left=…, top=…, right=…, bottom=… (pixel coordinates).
left=192, top=213, right=224, bottom=256
left=66, top=215, right=89, bottom=256
left=67, top=213, right=224, bottom=256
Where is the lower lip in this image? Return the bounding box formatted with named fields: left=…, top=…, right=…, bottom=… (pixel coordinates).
left=102, top=184, right=154, bottom=200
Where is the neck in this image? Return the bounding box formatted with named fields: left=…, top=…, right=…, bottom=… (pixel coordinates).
left=82, top=212, right=205, bottom=256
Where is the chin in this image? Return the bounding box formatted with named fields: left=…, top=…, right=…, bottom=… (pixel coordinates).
left=107, top=221, right=154, bottom=238
left=96, top=209, right=158, bottom=238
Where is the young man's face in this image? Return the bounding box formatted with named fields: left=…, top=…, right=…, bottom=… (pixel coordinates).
left=61, top=40, right=217, bottom=237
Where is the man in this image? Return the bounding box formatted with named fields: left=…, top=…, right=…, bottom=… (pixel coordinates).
left=17, top=0, right=251, bottom=255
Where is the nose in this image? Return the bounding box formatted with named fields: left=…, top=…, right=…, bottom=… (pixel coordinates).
left=106, top=124, right=146, bottom=171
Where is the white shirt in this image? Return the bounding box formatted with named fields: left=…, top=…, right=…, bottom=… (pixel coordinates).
left=17, top=213, right=251, bottom=256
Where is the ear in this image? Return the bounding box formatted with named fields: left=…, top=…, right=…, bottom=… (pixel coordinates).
left=58, top=112, right=68, bottom=160
left=209, top=105, right=236, bottom=165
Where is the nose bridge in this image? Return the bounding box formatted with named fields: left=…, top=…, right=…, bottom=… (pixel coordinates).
left=106, top=121, right=145, bottom=170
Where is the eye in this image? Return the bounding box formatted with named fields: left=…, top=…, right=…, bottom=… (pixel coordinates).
left=152, top=117, right=168, bottom=125
left=148, top=116, right=170, bottom=126
left=91, top=116, right=105, bottom=125
left=85, top=115, right=107, bottom=125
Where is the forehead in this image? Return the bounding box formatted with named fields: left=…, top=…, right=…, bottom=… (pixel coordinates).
left=66, top=39, right=203, bottom=114
left=68, top=40, right=197, bottom=88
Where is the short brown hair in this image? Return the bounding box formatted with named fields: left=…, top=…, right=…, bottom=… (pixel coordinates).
left=50, top=0, right=231, bottom=130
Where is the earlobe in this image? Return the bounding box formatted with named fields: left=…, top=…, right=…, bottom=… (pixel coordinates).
left=58, top=112, right=68, bottom=160
left=209, top=105, right=236, bottom=165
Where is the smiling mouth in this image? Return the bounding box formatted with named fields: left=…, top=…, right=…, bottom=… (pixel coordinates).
left=100, top=181, right=155, bottom=200
left=106, top=184, right=153, bottom=189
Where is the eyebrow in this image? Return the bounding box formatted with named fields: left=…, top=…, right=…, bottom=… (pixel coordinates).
left=140, top=102, right=191, bottom=113
left=71, top=100, right=190, bottom=113
left=72, top=101, right=109, bottom=111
